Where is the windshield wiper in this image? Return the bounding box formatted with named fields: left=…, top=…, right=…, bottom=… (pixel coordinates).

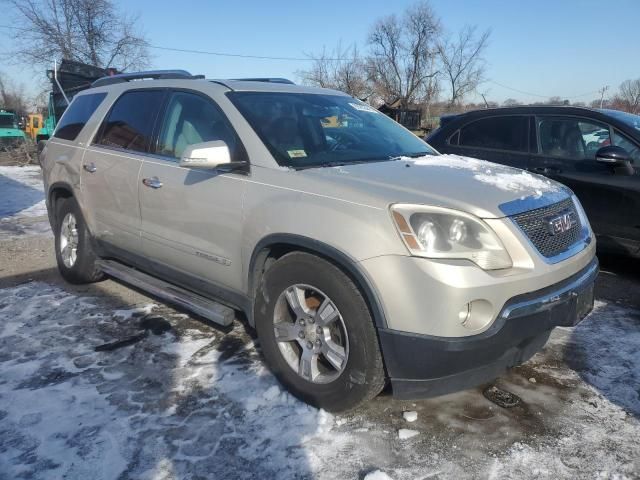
left=389, top=152, right=433, bottom=160
left=295, top=158, right=392, bottom=170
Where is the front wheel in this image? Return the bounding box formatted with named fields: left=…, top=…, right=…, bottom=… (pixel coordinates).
left=54, top=197, right=104, bottom=284
left=255, top=252, right=386, bottom=412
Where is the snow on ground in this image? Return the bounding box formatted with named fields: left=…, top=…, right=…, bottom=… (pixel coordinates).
left=0, top=166, right=51, bottom=240
left=0, top=282, right=638, bottom=479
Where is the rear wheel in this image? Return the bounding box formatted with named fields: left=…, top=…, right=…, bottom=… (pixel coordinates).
left=54, top=197, right=104, bottom=284
left=255, top=252, right=386, bottom=412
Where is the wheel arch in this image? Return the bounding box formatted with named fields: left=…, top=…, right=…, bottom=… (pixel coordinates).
left=247, top=234, right=388, bottom=329
left=47, top=182, right=75, bottom=227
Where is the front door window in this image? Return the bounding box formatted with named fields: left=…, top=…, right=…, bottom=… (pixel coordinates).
left=537, top=117, right=610, bottom=160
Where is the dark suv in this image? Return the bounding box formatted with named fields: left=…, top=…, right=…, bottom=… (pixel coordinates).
left=427, top=106, right=640, bottom=257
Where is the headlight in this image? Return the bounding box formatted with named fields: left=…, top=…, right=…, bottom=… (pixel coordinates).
left=391, top=204, right=512, bottom=270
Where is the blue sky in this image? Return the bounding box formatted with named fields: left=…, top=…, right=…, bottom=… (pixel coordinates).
left=1, top=0, right=639, bottom=103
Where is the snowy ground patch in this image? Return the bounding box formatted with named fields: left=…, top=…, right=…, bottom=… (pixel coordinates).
left=0, top=281, right=638, bottom=479
left=0, top=166, right=51, bottom=239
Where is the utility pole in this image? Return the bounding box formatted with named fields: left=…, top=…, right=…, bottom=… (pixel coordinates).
left=598, top=86, right=609, bottom=109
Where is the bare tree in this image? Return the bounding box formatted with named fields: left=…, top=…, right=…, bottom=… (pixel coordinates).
left=6, top=0, right=150, bottom=71
left=502, top=98, right=521, bottom=107
left=618, top=78, right=640, bottom=114
left=437, top=25, right=490, bottom=107
left=367, top=0, right=441, bottom=108
left=298, top=42, right=370, bottom=99
left=0, top=73, right=29, bottom=113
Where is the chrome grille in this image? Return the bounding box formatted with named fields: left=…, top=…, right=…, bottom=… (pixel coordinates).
left=511, top=198, right=582, bottom=258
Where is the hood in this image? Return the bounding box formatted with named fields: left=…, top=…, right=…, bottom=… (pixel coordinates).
left=296, top=154, right=568, bottom=218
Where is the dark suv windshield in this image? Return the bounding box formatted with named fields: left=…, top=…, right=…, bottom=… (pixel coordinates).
left=228, top=92, right=434, bottom=168
left=0, top=114, right=17, bottom=128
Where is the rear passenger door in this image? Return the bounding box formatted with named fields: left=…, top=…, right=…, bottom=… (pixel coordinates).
left=83, top=89, right=166, bottom=255
left=445, top=115, right=532, bottom=169
left=138, top=90, right=247, bottom=293
left=531, top=115, right=639, bottom=247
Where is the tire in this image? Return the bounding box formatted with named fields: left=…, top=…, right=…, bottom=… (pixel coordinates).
left=255, top=252, right=386, bottom=412
left=54, top=197, right=104, bottom=284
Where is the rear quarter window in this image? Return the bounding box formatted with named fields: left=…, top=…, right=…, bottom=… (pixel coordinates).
left=94, top=90, right=165, bottom=153
left=54, top=93, right=107, bottom=141
left=459, top=116, right=529, bottom=152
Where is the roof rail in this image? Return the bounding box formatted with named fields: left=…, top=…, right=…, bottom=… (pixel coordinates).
left=231, top=78, right=295, bottom=85
left=92, top=70, right=204, bottom=88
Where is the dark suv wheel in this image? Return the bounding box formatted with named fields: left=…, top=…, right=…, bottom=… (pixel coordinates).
left=54, top=197, right=104, bottom=284
left=255, top=252, right=386, bottom=412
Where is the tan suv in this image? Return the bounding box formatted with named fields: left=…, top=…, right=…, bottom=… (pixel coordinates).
left=41, top=71, right=598, bottom=411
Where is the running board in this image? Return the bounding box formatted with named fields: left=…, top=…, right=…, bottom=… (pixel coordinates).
left=97, top=260, right=235, bottom=327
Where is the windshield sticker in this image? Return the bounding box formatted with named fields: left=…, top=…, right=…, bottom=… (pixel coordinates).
left=349, top=102, right=379, bottom=114
left=287, top=149, right=307, bottom=158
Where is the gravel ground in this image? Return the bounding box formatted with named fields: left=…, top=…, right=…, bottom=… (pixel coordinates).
left=1, top=166, right=639, bottom=479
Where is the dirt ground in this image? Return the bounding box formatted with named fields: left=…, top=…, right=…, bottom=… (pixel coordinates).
left=1, top=166, right=639, bottom=479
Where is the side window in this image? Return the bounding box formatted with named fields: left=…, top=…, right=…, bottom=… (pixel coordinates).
left=156, top=91, right=238, bottom=160
left=458, top=116, right=529, bottom=152
left=95, top=90, right=164, bottom=153
left=33, top=117, right=40, bottom=129
left=612, top=130, right=640, bottom=163
left=53, top=93, right=107, bottom=141
left=538, top=117, right=610, bottom=159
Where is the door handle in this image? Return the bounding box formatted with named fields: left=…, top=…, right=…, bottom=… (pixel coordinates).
left=83, top=162, right=97, bottom=173
left=142, top=177, right=163, bottom=189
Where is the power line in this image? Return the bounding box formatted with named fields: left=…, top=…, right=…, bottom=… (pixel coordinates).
left=487, top=79, right=600, bottom=100
left=147, top=44, right=327, bottom=61
left=0, top=24, right=345, bottom=61
left=0, top=23, right=613, bottom=100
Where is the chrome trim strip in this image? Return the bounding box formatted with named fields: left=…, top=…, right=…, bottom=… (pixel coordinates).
left=498, top=188, right=572, bottom=217
left=501, top=259, right=598, bottom=320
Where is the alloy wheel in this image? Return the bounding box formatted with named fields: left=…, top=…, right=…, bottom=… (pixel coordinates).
left=273, top=284, right=349, bottom=384
left=59, top=212, right=79, bottom=268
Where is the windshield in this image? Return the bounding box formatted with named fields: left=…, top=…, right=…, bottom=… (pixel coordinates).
left=0, top=114, right=17, bottom=129
left=600, top=109, right=640, bottom=132
left=228, top=92, right=435, bottom=168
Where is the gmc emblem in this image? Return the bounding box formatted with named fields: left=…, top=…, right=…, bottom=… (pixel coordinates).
left=546, top=210, right=577, bottom=236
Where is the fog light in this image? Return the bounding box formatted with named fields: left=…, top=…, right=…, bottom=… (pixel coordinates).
left=460, top=300, right=494, bottom=331
left=458, top=303, right=471, bottom=325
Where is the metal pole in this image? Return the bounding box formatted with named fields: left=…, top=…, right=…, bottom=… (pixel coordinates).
left=54, top=59, right=71, bottom=106
left=599, top=86, right=609, bottom=109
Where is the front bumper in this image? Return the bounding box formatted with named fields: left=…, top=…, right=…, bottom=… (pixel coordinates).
left=379, top=257, right=598, bottom=399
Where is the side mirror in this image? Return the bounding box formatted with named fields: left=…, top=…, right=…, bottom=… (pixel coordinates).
left=179, top=140, right=243, bottom=170
left=595, top=145, right=634, bottom=175
left=595, top=145, right=631, bottom=166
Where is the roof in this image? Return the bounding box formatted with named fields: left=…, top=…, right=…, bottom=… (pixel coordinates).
left=88, top=70, right=349, bottom=97
left=452, top=105, right=602, bottom=118
left=209, top=79, right=348, bottom=96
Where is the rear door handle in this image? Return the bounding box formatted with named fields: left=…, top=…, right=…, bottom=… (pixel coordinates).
left=83, top=162, right=97, bottom=173
left=142, top=177, right=163, bottom=189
